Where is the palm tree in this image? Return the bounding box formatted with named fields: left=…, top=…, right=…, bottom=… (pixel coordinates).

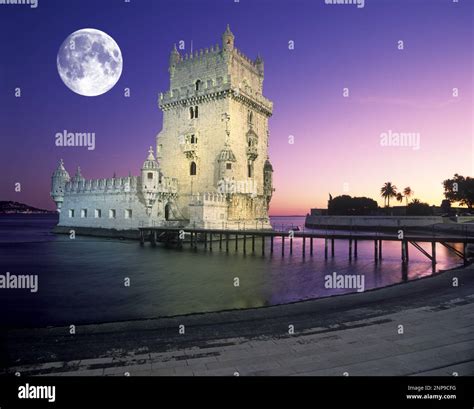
left=396, top=193, right=404, bottom=204
left=403, top=187, right=413, bottom=205
left=380, top=182, right=398, bottom=207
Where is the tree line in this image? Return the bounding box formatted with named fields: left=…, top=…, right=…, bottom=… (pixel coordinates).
left=327, top=174, right=473, bottom=216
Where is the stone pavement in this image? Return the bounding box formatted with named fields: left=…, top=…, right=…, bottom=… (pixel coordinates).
left=3, top=265, right=474, bottom=376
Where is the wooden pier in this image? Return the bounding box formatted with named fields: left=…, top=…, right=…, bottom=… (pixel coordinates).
left=139, top=227, right=474, bottom=267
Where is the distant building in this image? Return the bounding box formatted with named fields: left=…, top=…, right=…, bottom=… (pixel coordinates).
left=51, top=26, right=274, bottom=230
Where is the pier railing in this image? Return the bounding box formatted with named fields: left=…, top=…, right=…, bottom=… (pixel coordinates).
left=138, top=226, right=474, bottom=270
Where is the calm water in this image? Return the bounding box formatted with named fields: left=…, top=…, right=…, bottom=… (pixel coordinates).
left=0, top=214, right=464, bottom=328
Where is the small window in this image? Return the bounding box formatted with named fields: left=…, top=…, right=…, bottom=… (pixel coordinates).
left=95, top=209, right=101, bottom=218
left=147, top=172, right=153, bottom=180
left=248, top=164, right=253, bottom=178
left=81, top=209, right=87, bottom=218
left=189, top=107, right=194, bottom=119
left=190, top=134, right=196, bottom=144
left=190, top=161, right=197, bottom=176
left=195, top=80, right=201, bottom=91
left=69, top=209, right=75, bottom=218
left=125, top=209, right=132, bottom=219
left=109, top=209, right=116, bottom=219
left=226, top=163, right=232, bottom=170
left=194, top=106, right=198, bottom=118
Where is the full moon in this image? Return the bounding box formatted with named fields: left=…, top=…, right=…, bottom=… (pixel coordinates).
left=57, top=28, right=123, bottom=97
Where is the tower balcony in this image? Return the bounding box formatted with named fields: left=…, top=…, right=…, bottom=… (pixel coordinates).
left=182, top=142, right=198, bottom=159
left=246, top=145, right=258, bottom=160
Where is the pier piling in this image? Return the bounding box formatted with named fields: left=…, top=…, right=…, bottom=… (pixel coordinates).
left=401, top=240, right=407, bottom=263
left=137, top=227, right=472, bottom=271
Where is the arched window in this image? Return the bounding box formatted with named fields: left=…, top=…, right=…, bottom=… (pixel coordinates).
left=190, top=134, right=196, bottom=144
left=195, top=80, right=201, bottom=91
left=190, top=161, right=197, bottom=176
left=248, top=164, right=253, bottom=178
left=165, top=203, right=171, bottom=221
left=194, top=106, right=199, bottom=118
left=248, top=111, right=253, bottom=126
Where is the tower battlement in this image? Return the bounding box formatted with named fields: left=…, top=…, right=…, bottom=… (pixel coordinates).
left=63, top=175, right=178, bottom=195
left=167, top=25, right=266, bottom=109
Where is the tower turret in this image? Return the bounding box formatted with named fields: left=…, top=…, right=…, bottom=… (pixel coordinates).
left=50, top=159, right=70, bottom=212
left=222, top=24, right=235, bottom=52
left=263, top=157, right=274, bottom=209
left=255, top=54, right=264, bottom=76
left=141, top=146, right=160, bottom=212
left=169, top=44, right=180, bottom=77
left=72, top=166, right=85, bottom=183
left=218, top=143, right=237, bottom=183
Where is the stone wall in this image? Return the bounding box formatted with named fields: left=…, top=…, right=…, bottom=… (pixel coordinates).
left=305, top=215, right=444, bottom=229
left=59, top=191, right=151, bottom=230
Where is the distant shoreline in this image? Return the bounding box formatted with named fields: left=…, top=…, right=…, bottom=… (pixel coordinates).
left=0, top=201, right=56, bottom=215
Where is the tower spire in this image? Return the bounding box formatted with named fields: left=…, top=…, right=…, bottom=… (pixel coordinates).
left=147, top=146, right=155, bottom=161
left=222, top=24, right=235, bottom=52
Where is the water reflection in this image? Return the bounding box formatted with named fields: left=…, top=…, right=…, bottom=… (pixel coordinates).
left=0, top=215, right=464, bottom=328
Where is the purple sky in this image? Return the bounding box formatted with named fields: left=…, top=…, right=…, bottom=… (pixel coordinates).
left=0, top=0, right=472, bottom=215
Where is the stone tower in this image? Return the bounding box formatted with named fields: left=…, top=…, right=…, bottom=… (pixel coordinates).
left=157, top=25, right=274, bottom=229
